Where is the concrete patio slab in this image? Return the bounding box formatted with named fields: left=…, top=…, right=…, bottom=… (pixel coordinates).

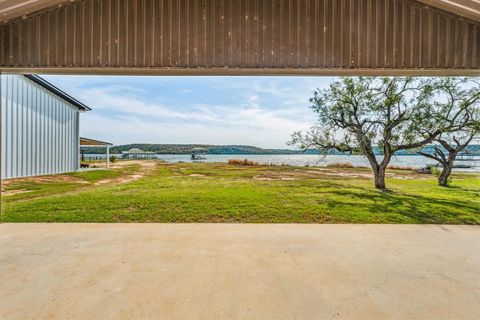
left=0, top=224, right=479, bottom=320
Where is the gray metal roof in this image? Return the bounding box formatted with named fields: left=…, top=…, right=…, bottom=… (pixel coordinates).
left=24, top=75, right=91, bottom=112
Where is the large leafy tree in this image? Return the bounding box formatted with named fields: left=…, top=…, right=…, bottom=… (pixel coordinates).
left=290, top=77, right=444, bottom=189
left=419, top=78, right=480, bottom=187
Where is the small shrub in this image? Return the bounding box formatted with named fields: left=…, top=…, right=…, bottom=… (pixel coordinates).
left=431, top=167, right=441, bottom=177
left=431, top=166, right=453, bottom=184
left=80, top=162, right=90, bottom=168
left=262, top=162, right=278, bottom=167
left=109, top=155, right=118, bottom=163
left=228, top=159, right=259, bottom=166
left=228, top=159, right=242, bottom=165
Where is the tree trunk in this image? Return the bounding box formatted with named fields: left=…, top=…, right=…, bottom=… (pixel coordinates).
left=360, top=139, right=390, bottom=190
left=438, top=159, right=454, bottom=187
left=373, top=166, right=387, bottom=189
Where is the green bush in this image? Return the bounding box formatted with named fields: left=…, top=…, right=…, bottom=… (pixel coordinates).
left=109, top=155, right=118, bottom=163
left=431, top=166, right=453, bottom=184
left=431, top=167, right=441, bottom=177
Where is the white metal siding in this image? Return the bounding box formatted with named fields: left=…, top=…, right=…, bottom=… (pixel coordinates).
left=1, top=74, right=80, bottom=179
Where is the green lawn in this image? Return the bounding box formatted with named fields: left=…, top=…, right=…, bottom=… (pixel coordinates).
left=1, top=161, right=479, bottom=224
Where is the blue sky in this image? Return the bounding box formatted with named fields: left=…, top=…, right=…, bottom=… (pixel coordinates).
left=43, top=75, right=334, bottom=148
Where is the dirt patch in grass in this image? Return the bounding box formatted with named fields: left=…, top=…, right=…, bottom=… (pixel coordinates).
left=321, top=170, right=374, bottom=179
left=251, top=167, right=429, bottom=181
left=95, top=174, right=144, bottom=185
left=2, top=189, right=32, bottom=196
left=34, top=175, right=88, bottom=184
left=94, top=160, right=158, bottom=186
left=2, top=174, right=88, bottom=188
left=188, top=174, right=207, bottom=177
left=253, top=168, right=334, bottom=181
left=252, top=176, right=276, bottom=181
left=111, top=160, right=157, bottom=169
left=321, top=169, right=430, bottom=180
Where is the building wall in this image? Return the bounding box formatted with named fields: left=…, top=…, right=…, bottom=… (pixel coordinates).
left=1, top=74, right=80, bottom=179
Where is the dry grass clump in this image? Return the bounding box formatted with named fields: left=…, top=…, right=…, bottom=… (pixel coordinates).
left=228, top=159, right=259, bottom=166
left=326, top=162, right=355, bottom=168
left=387, top=165, right=415, bottom=171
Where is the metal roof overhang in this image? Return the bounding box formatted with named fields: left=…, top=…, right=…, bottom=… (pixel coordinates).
left=80, top=137, right=113, bottom=146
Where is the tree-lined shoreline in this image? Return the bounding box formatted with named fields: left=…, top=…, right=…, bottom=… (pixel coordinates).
left=82, top=143, right=480, bottom=157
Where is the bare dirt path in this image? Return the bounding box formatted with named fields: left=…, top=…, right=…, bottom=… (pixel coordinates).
left=1, top=161, right=159, bottom=199
left=93, top=160, right=158, bottom=186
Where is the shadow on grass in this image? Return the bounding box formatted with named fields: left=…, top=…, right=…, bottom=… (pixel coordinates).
left=322, top=185, right=479, bottom=224
left=445, top=185, right=480, bottom=196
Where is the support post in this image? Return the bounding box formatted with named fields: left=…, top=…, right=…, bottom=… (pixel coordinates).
left=106, top=145, right=110, bottom=169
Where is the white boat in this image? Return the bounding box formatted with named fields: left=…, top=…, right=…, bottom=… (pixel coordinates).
left=191, top=153, right=207, bottom=162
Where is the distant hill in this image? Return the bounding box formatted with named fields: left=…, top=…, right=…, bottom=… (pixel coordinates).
left=82, top=143, right=480, bottom=155
left=393, top=144, right=480, bottom=156
left=82, top=144, right=301, bottom=155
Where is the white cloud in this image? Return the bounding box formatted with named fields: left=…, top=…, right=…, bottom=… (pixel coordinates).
left=46, top=76, right=326, bottom=148
left=81, top=111, right=311, bottom=148
left=76, top=86, right=221, bottom=122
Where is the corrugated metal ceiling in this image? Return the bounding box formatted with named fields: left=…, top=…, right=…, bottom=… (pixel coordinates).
left=1, top=0, right=479, bottom=74
left=1, top=0, right=479, bottom=23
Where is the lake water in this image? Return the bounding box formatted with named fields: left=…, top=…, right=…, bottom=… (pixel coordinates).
left=86, top=154, right=480, bottom=172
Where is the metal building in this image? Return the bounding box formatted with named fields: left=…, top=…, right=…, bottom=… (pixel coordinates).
left=1, top=74, right=90, bottom=179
